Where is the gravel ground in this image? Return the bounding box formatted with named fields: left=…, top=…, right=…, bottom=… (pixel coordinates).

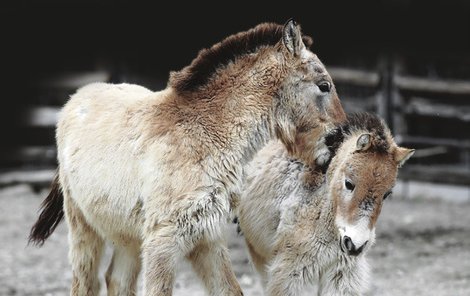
left=1, top=184, right=469, bottom=296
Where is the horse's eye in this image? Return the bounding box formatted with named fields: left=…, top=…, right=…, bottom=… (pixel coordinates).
left=318, top=81, right=331, bottom=93
left=383, top=191, right=392, bottom=200
left=345, top=179, right=355, bottom=191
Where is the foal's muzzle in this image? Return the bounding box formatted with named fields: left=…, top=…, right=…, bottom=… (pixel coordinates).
left=341, top=236, right=368, bottom=256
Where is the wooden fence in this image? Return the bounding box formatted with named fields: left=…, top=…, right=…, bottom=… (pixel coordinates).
left=330, top=55, right=470, bottom=186
left=1, top=55, right=469, bottom=188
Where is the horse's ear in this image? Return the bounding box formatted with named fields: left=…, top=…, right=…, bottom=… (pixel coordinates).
left=395, top=147, right=415, bottom=167
left=355, top=133, right=372, bottom=152
left=282, top=18, right=305, bottom=56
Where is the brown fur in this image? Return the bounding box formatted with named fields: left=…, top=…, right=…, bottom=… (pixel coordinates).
left=326, top=113, right=404, bottom=229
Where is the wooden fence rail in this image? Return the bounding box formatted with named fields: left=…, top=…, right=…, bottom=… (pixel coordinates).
left=2, top=59, right=469, bottom=189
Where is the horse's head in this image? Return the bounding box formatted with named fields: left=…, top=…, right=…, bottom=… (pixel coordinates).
left=273, top=19, right=345, bottom=165
left=169, top=20, right=344, bottom=165
left=326, top=114, right=414, bottom=256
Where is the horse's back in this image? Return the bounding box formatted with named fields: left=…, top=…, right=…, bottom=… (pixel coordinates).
left=57, top=82, right=156, bottom=167
left=74, top=82, right=153, bottom=99
left=61, top=82, right=153, bottom=119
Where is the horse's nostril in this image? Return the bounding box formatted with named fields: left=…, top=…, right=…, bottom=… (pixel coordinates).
left=341, top=236, right=368, bottom=256
left=345, top=240, right=368, bottom=256
left=343, top=236, right=355, bottom=252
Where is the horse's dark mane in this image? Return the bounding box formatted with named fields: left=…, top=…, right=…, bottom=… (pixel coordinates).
left=324, top=112, right=390, bottom=163
left=169, top=22, right=313, bottom=93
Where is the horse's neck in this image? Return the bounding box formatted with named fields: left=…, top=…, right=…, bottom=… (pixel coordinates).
left=177, top=54, right=282, bottom=186
left=313, top=183, right=337, bottom=234
left=197, top=93, right=275, bottom=187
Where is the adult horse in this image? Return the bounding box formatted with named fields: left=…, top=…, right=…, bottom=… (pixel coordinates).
left=29, top=20, right=345, bottom=295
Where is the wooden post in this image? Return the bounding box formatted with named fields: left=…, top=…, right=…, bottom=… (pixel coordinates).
left=391, top=55, right=406, bottom=142
left=377, top=54, right=392, bottom=126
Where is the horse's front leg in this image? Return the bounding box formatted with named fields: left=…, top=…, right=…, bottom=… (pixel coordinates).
left=187, top=238, right=243, bottom=296
left=142, top=223, right=180, bottom=296
left=183, top=187, right=242, bottom=295
left=143, top=186, right=240, bottom=295
left=317, top=257, right=370, bottom=296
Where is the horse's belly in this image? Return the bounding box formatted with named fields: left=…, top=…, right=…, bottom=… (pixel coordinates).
left=81, top=197, right=143, bottom=246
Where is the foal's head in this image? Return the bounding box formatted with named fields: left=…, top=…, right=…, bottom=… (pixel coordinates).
left=326, top=113, right=414, bottom=256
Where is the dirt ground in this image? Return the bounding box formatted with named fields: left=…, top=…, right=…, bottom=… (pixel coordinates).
left=1, top=184, right=470, bottom=296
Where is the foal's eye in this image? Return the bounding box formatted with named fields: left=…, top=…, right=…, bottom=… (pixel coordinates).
left=383, top=191, right=392, bottom=200
left=318, top=81, right=331, bottom=93
left=345, top=179, right=355, bottom=191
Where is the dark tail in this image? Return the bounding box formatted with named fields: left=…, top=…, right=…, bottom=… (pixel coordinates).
left=28, top=174, right=64, bottom=246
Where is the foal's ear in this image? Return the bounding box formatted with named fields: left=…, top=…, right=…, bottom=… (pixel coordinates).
left=395, top=147, right=415, bottom=167
left=282, top=18, right=305, bottom=56
left=355, top=133, right=372, bottom=152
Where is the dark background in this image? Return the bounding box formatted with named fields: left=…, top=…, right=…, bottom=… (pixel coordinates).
left=1, top=0, right=470, bottom=186
left=3, top=1, right=470, bottom=94
left=3, top=1, right=470, bottom=81
left=3, top=1, right=469, bottom=73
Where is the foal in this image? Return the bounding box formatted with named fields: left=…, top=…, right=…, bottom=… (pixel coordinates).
left=29, top=20, right=345, bottom=295
left=238, top=113, right=414, bottom=295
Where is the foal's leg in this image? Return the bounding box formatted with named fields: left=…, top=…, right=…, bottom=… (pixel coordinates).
left=317, top=257, right=370, bottom=296
left=187, top=239, right=243, bottom=296
left=266, top=249, right=311, bottom=296
left=245, top=240, right=269, bottom=284
left=105, top=245, right=141, bottom=296
left=64, top=194, right=105, bottom=296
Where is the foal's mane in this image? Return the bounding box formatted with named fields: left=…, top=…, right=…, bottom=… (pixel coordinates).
left=325, top=112, right=391, bottom=160
left=169, top=22, right=313, bottom=93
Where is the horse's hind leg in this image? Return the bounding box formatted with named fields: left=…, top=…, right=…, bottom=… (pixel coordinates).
left=64, top=192, right=104, bottom=296
left=187, top=239, right=243, bottom=296
left=105, top=245, right=141, bottom=296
